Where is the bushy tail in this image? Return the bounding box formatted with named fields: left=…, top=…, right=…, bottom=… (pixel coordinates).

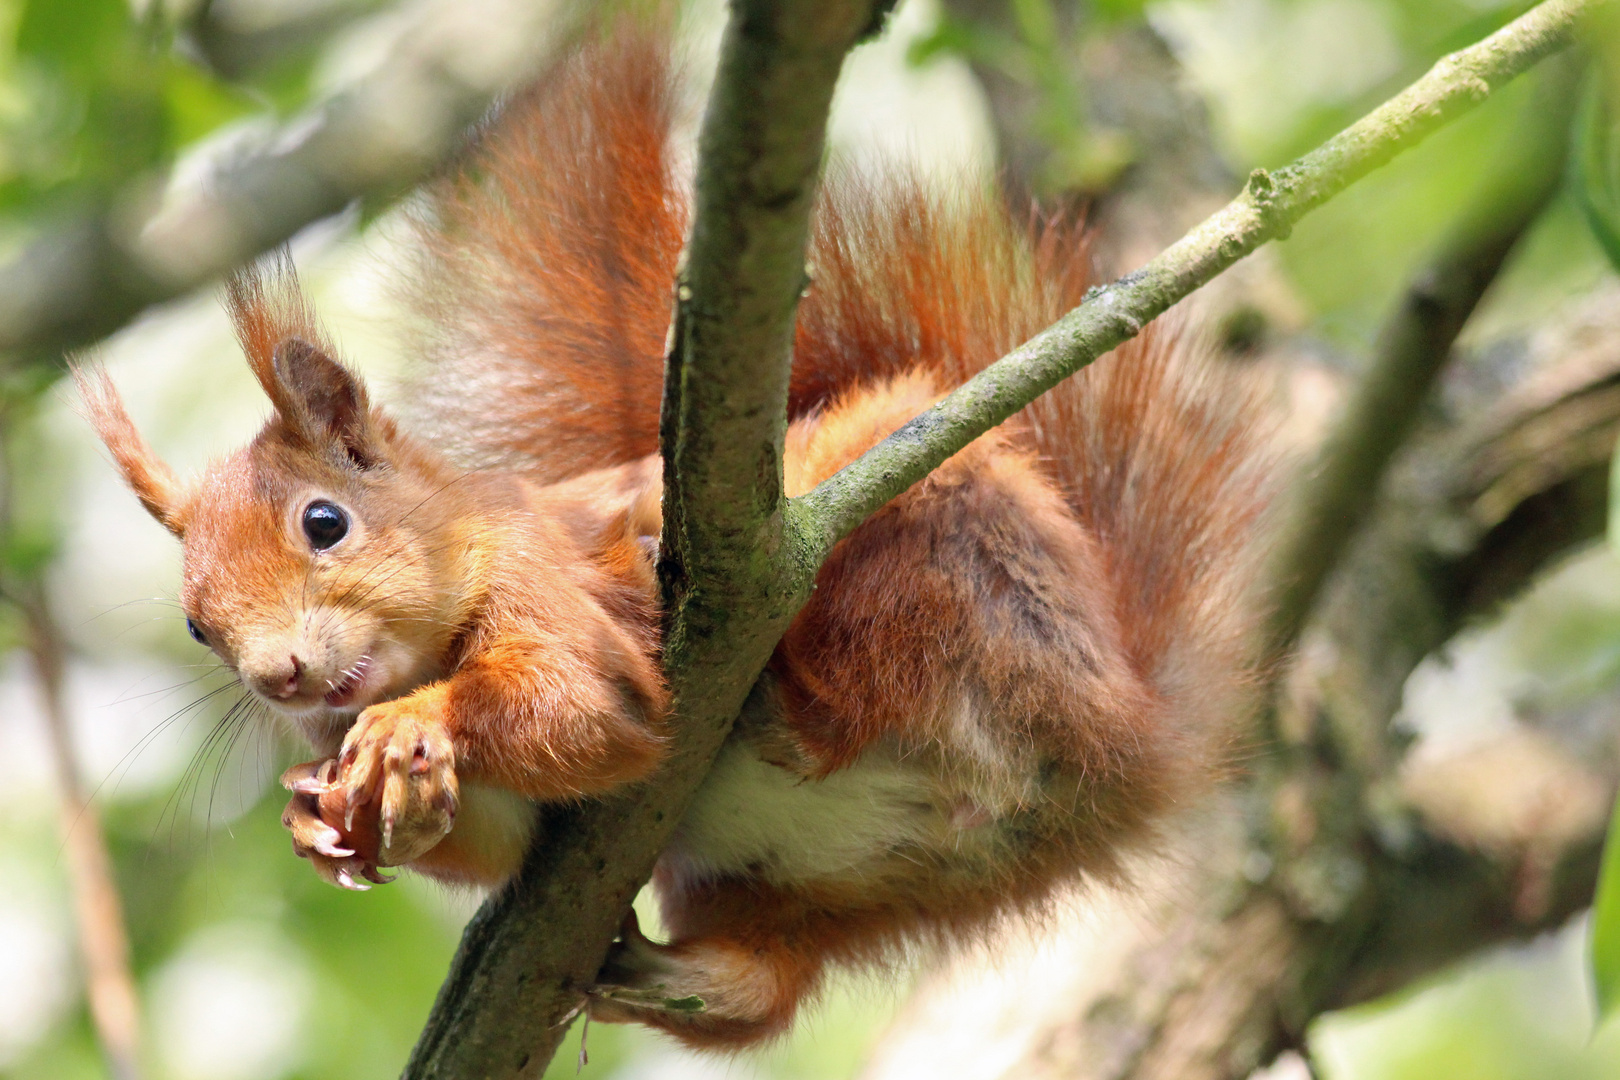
left=405, top=21, right=686, bottom=482
left=408, top=22, right=1273, bottom=711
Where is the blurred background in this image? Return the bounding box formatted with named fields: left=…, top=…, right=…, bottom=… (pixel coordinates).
left=0, top=0, right=1618, bottom=1078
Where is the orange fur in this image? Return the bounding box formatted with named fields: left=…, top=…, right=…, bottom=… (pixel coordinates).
left=86, top=16, right=1274, bottom=1053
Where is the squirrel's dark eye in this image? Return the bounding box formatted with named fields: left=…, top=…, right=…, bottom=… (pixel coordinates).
left=186, top=618, right=208, bottom=646
left=302, top=500, right=350, bottom=551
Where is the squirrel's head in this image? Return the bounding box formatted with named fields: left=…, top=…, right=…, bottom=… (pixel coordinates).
left=79, top=262, right=473, bottom=751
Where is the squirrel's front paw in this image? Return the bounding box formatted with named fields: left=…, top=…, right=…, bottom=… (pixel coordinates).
left=279, top=759, right=392, bottom=891
left=333, top=700, right=459, bottom=866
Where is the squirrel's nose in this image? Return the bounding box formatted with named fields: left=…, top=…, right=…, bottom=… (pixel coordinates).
left=250, top=655, right=303, bottom=700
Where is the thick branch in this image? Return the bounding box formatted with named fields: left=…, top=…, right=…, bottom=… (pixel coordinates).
left=402, top=4, right=889, bottom=1078
left=795, top=0, right=1601, bottom=554
left=0, top=0, right=582, bottom=367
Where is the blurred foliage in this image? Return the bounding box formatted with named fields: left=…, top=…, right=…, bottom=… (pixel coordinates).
left=0, top=0, right=369, bottom=229
left=1575, top=3, right=1620, bottom=274
left=2, top=788, right=464, bottom=1080
left=1594, top=792, right=1620, bottom=1024
left=1315, top=918, right=1620, bottom=1079
left=909, top=0, right=1138, bottom=193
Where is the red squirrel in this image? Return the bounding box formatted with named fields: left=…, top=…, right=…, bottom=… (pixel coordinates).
left=80, top=22, right=1273, bottom=1050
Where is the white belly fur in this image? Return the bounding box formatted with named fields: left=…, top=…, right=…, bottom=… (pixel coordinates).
left=448, top=781, right=539, bottom=870
left=667, top=738, right=953, bottom=887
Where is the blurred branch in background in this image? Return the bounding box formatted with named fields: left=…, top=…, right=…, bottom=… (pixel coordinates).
left=20, top=594, right=143, bottom=1080
left=0, top=0, right=584, bottom=371
left=1263, top=53, right=1585, bottom=673
left=929, top=0, right=1232, bottom=263
left=0, top=404, right=142, bottom=1080
left=188, top=0, right=396, bottom=82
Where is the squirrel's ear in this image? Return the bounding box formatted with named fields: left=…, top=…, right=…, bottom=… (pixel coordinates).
left=74, top=368, right=188, bottom=537
left=271, top=337, right=378, bottom=468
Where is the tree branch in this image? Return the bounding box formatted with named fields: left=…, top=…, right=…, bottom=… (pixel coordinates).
left=0, top=411, right=142, bottom=1080
left=402, top=3, right=891, bottom=1077
left=24, top=593, right=144, bottom=1080
left=0, top=0, right=584, bottom=368
left=794, top=0, right=1601, bottom=556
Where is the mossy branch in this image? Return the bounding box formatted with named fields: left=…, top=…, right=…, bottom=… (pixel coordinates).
left=402, top=3, right=888, bottom=1077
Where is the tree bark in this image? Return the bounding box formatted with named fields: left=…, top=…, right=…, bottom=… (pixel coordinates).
left=402, top=3, right=891, bottom=1077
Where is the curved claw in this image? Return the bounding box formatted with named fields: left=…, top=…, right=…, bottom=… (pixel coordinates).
left=335, top=868, right=371, bottom=892
left=313, top=832, right=355, bottom=859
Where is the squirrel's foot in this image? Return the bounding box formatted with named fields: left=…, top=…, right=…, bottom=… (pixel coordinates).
left=588, top=910, right=805, bottom=1047
left=333, top=700, right=459, bottom=866
left=590, top=910, right=707, bottom=1018
left=279, top=759, right=393, bottom=890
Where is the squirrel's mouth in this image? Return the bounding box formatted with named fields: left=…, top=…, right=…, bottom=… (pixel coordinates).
left=323, top=654, right=372, bottom=708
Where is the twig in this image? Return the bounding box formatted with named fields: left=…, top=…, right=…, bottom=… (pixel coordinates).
left=794, top=0, right=1604, bottom=556
left=1263, top=53, right=1585, bottom=670
left=0, top=413, right=142, bottom=1080
left=859, top=47, right=1598, bottom=1080
left=24, top=595, right=144, bottom=1080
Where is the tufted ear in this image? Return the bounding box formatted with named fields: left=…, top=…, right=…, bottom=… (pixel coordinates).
left=271, top=336, right=378, bottom=468
left=74, top=367, right=188, bottom=536
left=224, top=260, right=380, bottom=469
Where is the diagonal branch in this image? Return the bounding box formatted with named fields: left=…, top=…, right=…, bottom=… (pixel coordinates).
left=860, top=201, right=1610, bottom=1080
left=794, top=0, right=1603, bottom=556
left=402, top=3, right=891, bottom=1077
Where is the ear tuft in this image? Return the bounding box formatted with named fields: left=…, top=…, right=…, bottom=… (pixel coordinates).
left=225, top=254, right=377, bottom=469
left=73, top=366, right=188, bottom=536
left=272, top=337, right=376, bottom=468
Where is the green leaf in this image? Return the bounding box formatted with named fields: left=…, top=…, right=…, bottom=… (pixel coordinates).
left=1609, top=429, right=1620, bottom=560
left=0, top=531, right=56, bottom=578
left=16, top=0, right=132, bottom=72
left=164, top=58, right=256, bottom=147
left=1591, top=787, right=1620, bottom=1025
left=1575, top=71, right=1620, bottom=274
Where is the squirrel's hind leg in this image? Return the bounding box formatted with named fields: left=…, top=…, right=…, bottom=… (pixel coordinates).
left=589, top=906, right=821, bottom=1050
